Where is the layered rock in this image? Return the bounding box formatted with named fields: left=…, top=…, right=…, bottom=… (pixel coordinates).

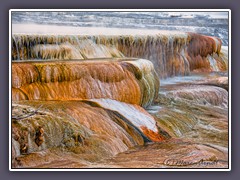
left=12, top=31, right=228, bottom=78
left=12, top=59, right=159, bottom=107
left=11, top=29, right=229, bottom=168
left=11, top=99, right=169, bottom=168
left=153, top=82, right=228, bottom=143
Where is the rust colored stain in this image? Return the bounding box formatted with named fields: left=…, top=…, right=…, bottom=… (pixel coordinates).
left=140, top=126, right=165, bottom=142
left=12, top=59, right=159, bottom=107
left=186, top=33, right=223, bottom=71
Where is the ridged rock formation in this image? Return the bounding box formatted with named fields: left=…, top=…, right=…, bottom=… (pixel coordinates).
left=154, top=83, right=228, bottom=140
left=11, top=29, right=228, bottom=168
left=11, top=99, right=170, bottom=167
left=12, top=59, right=159, bottom=107
left=12, top=32, right=227, bottom=78
left=161, top=85, right=228, bottom=108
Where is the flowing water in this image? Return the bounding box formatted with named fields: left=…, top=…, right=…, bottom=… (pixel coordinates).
left=11, top=11, right=229, bottom=169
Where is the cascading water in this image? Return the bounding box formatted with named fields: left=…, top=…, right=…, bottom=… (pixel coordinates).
left=12, top=59, right=159, bottom=107
left=12, top=32, right=227, bottom=79
left=11, top=11, right=229, bottom=169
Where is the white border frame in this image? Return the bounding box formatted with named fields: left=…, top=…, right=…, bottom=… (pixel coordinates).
left=9, top=9, right=231, bottom=171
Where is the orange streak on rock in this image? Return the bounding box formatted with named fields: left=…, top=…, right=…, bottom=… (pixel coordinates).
left=140, top=126, right=165, bottom=142
left=12, top=59, right=159, bottom=107
left=12, top=88, right=28, bottom=101
left=12, top=100, right=155, bottom=163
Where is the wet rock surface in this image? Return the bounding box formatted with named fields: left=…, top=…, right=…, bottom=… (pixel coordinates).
left=11, top=99, right=167, bottom=168
left=12, top=33, right=227, bottom=78
left=11, top=74, right=228, bottom=169
left=12, top=59, right=159, bottom=108
left=11, top=29, right=229, bottom=169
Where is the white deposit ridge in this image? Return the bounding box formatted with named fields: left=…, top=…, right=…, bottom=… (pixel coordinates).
left=89, top=99, right=159, bottom=133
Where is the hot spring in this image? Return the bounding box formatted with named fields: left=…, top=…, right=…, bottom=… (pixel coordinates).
left=11, top=11, right=229, bottom=169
